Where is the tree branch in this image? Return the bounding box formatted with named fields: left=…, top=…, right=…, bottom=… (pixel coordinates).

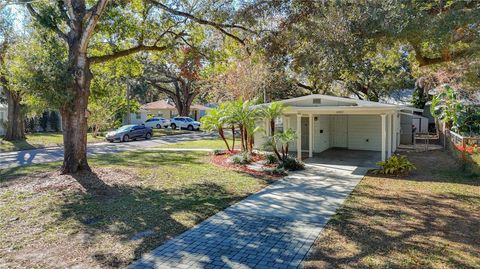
left=26, top=3, right=68, bottom=42
left=409, top=41, right=471, bottom=67
left=80, top=0, right=109, bottom=53
left=89, top=44, right=171, bottom=64
left=148, top=82, right=177, bottom=98
left=296, top=81, right=315, bottom=92
left=148, top=0, right=252, bottom=47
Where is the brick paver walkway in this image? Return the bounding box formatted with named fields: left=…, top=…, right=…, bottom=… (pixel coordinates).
left=128, top=162, right=369, bottom=269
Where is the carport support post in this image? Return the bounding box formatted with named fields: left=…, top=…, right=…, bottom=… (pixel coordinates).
left=297, top=114, right=302, bottom=160
left=309, top=114, right=313, bottom=158
left=381, top=114, right=387, bottom=161
left=387, top=113, right=392, bottom=158
left=392, top=112, right=397, bottom=152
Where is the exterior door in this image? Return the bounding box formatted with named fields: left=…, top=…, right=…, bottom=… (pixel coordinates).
left=301, top=117, right=309, bottom=151
left=332, top=115, right=348, bottom=148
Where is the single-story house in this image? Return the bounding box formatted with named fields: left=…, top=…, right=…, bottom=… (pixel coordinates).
left=254, top=94, right=420, bottom=162
left=126, top=100, right=210, bottom=125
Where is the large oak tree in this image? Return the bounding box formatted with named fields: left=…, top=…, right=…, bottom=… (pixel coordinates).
left=17, top=0, right=251, bottom=175
left=257, top=0, right=480, bottom=99
left=0, top=7, right=26, bottom=140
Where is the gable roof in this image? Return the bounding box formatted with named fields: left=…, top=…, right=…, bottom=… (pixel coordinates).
left=277, top=94, right=398, bottom=108
left=141, top=100, right=175, bottom=110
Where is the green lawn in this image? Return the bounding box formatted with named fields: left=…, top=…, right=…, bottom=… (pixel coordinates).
left=0, top=150, right=269, bottom=268
left=160, top=137, right=236, bottom=149
left=304, top=150, right=480, bottom=269
left=152, top=128, right=190, bottom=137
left=0, top=132, right=104, bottom=153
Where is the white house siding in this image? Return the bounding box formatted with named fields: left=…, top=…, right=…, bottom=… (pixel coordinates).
left=253, top=119, right=268, bottom=150
left=287, top=115, right=298, bottom=151
left=256, top=114, right=384, bottom=153
left=314, top=115, right=330, bottom=152
left=345, top=115, right=382, bottom=151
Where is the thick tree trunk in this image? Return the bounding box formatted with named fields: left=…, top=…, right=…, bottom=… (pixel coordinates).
left=4, top=90, right=25, bottom=141
left=174, top=97, right=191, bottom=116
left=60, top=50, right=92, bottom=174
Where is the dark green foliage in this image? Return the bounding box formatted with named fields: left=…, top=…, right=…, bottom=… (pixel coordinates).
left=457, top=106, right=480, bottom=136
left=265, top=153, right=278, bottom=164
left=39, top=111, right=49, bottom=131
left=49, top=111, right=59, bottom=132
left=374, top=155, right=416, bottom=176
left=213, top=149, right=225, bottom=156
left=412, top=86, right=428, bottom=109
left=263, top=166, right=286, bottom=176
left=279, top=156, right=305, bottom=171
left=25, top=118, right=36, bottom=133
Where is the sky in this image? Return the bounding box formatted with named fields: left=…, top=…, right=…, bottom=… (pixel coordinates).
left=1, top=2, right=28, bottom=34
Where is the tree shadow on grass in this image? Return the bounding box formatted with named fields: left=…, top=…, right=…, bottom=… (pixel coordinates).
left=89, top=150, right=204, bottom=168
left=304, top=180, right=480, bottom=269
left=0, top=138, right=36, bottom=152
left=57, top=171, right=246, bottom=268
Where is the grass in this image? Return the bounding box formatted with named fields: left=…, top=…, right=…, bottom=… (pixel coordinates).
left=152, top=128, right=190, bottom=137
left=304, top=150, right=480, bottom=269
left=0, top=132, right=104, bottom=153
left=161, top=137, right=236, bottom=149
left=0, top=150, right=269, bottom=268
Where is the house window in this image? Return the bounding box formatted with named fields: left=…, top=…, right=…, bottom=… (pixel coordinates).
left=0, top=111, right=4, bottom=121
left=136, top=113, right=141, bottom=119
left=313, top=98, right=322, bottom=104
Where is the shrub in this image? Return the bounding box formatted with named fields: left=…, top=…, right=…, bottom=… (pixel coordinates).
left=279, top=156, right=305, bottom=171
left=265, top=153, right=278, bottom=164
left=374, top=154, right=416, bottom=176
left=264, top=167, right=287, bottom=176
left=49, top=111, right=60, bottom=132
left=231, top=152, right=252, bottom=165
left=213, top=149, right=225, bottom=156
left=39, top=111, right=49, bottom=131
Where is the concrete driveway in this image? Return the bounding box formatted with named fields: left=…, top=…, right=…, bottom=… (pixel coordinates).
left=128, top=150, right=375, bottom=269
left=0, top=132, right=216, bottom=169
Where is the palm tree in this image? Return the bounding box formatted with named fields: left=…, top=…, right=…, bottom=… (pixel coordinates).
left=223, top=99, right=261, bottom=153
left=201, top=106, right=231, bottom=151
left=222, top=101, right=238, bottom=151
left=262, top=102, right=287, bottom=136
left=273, top=128, right=297, bottom=161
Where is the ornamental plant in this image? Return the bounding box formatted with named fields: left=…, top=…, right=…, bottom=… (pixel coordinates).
left=374, top=155, right=416, bottom=176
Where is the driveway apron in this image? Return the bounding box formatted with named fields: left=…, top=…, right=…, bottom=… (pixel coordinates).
left=128, top=162, right=369, bottom=269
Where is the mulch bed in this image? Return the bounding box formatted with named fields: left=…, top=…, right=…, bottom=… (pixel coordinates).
left=209, top=151, right=282, bottom=180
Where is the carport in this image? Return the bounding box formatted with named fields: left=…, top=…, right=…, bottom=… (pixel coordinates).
left=305, top=148, right=380, bottom=169
left=254, top=95, right=413, bottom=162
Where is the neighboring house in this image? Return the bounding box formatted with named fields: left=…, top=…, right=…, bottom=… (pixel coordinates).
left=126, top=100, right=210, bottom=125
left=0, top=103, right=6, bottom=136
left=254, top=94, right=420, bottom=162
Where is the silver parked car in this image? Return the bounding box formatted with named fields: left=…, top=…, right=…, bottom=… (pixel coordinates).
left=106, top=125, right=153, bottom=142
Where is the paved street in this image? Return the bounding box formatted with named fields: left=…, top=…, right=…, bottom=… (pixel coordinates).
left=0, top=132, right=215, bottom=169
left=128, top=161, right=369, bottom=269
